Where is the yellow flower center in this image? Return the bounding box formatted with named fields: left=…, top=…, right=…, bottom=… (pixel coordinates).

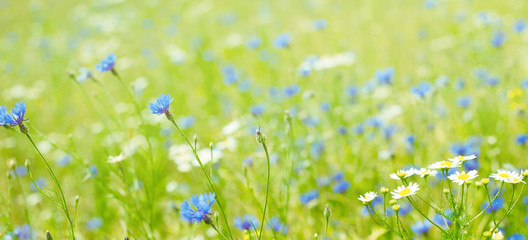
left=399, top=188, right=411, bottom=196
left=499, top=173, right=509, bottom=178
left=457, top=174, right=469, bottom=180
left=440, top=161, right=452, bottom=167
left=513, top=178, right=519, bottom=182
left=458, top=156, right=464, bottom=159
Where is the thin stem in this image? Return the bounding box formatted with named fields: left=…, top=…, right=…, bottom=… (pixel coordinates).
left=490, top=184, right=524, bottom=233
left=258, top=142, right=271, bottom=240
left=407, top=197, right=448, bottom=234
left=321, top=212, right=329, bottom=240
left=284, top=118, right=295, bottom=222
left=169, top=119, right=233, bottom=239
left=25, top=133, right=76, bottom=239
left=469, top=183, right=503, bottom=224
left=14, top=170, right=30, bottom=224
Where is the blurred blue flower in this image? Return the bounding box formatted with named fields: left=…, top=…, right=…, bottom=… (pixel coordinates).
left=310, top=141, right=325, bottom=159
left=433, top=213, right=452, bottom=228
left=222, top=65, right=239, bottom=85
left=513, top=19, right=526, bottom=33
left=283, top=84, right=300, bottom=98
left=14, top=224, right=31, bottom=240
left=346, top=86, right=359, bottom=97
left=435, top=75, right=449, bottom=87
left=455, top=78, right=465, bottom=90
left=242, top=158, right=254, bottom=167
left=312, top=19, right=328, bottom=30
left=76, top=67, right=92, bottom=82
left=247, top=36, right=262, bottom=50
left=353, top=124, right=365, bottom=134
left=522, top=79, right=528, bottom=89
left=299, top=190, right=319, bottom=205
left=484, top=76, right=500, bottom=86
left=86, top=217, right=103, bottom=231
left=508, top=233, right=526, bottom=240
left=482, top=197, right=505, bottom=213
left=180, top=192, right=215, bottom=223
left=491, top=31, right=506, bottom=47
left=30, top=177, right=47, bottom=191
left=273, top=33, right=291, bottom=49
left=148, top=94, right=173, bottom=115
left=268, top=216, right=288, bottom=234
left=303, top=116, right=320, bottom=127
left=411, top=219, right=432, bottom=235
left=424, top=0, right=436, bottom=9
left=516, top=134, right=528, bottom=145
left=178, top=116, right=196, bottom=129
left=96, top=53, right=116, bottom=73
left=411, top=82, right=432, bottom=98
left=399, top=202, right=413, bottom=216
left=57, top=154, right=73, bottom=167
left=89, top=165, right=98, bottom=177
left=383, top=125, right=398, bottom=140
left=234, top=215, right=259, bottom=230
left=457, top=96, right=472, bottom=108
left=337, top=126, right=347, bottom=135
left=238, top=79, right=252, bottom=92
left=333, top=172, right=344, bottom=181
left=317, top=176, right=332, bottom=187
left=375, top=67, right=395, bottom=85
left=366, top=117, right=383, bottom=128
left=320, top=102, right=331, bottom=112
left=332, top=180, right=350, bottom=193
left=250, top=104, right=266, bottom=116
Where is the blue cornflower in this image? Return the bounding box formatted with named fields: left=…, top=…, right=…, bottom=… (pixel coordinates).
left=346, top=86, right=359, bottom=97
left=310, top=141, right=325, bottom=159
left=247, top=36, right=262, bottom=50
left=337, top=126, right=347, bottom=135
left=513, top=19, right=526, bottom=33
left=96, top=53, right=116, bottom=73
left=411, top=219, right=432, bottom=235
left=222, top=65, right=239, bottom=85
left=30, top=177, right=48, bottom=191
left=406, top=135, right=416, bottom=145
left=366, top=117, right=383, bottom=128
left=375, top=67, right=395, bottom=85
left=508, top=233, right=526, bottom=240
left=268, top=216, right=288, bottom=234
left=312, top=19, right=328, bottom=30
left=76, top=67, right=93, bottom=82
left=317, top=176, right=332, bottom=187
left=283, top=84, right=300, bottom=98
left=86, top=217, right=103, bottom=231
left=455, top=78, right=465, bottom=90
left=525, top=215, right=528, bottom=224
left=14, top=224, right=31, bottom=240
left=333, top=172, right=344, bottom=181
left=383, top=125, right=398, bottom=140
left=482, top=197, right=505, bottom=213
left=249, top=104, right=266, bottom=116
left=491, top=31, right=506, bottom=47
left=457, top=96, right=472, bottom=108
left=484, top=76, right=500, bottom=86
left=320, top=102, right=331, bottom=112
left=522, top=79, right=528, bottom=89
left=424, top=0, right=436, bottom=9
left=178, top=116, right=196, bottom=129
left=180, top=192, right=216, bottom=223
left=148, top=94, right=173, bottom=115
left=233, top=215, right=259, bottom=230
left=273, top=33, right=291, bottom=49
left=332, top=180, right=350, bottom=193
left=0, top=106, right=12, bottom=126
left=88, top=165, right=99, bottom=177
left=410, top=82, right=432, bottom=98
left=299, top=190, right=319, bottom=205
left=516, top=134, right=528, bottom=145
left=57, top=154, right=73, bottom=167
left=399, top=203, right=413, bottom=216
left=433, top=212, right=452, bottom=228
left=1, top=102, right=28, bottom=127
left=435, top=75, right=449, bottom=88
left=353, top=124, right=365, bottom=134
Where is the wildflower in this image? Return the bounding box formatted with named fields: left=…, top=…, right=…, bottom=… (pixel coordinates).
left=390, top=168, right=416, bottom=180
left=513, top=19, right=526, bottom=33
left=492, top=230, right=504, bottom=240
left=76, top=67, right=93, bottom=82
left=283, top=84, right=300, bottom=98
left=516, top=134, right=528, bottom=145
left=508, top=233, right=525, bottom=240
left=449, top=154, right=477, bottom=162
left=96, top=53, right=116, bottom=73
left=410, top=82, right=432, bottom=98
left=332, top=180, right=350, bottom=193
left=428, top=159, right=462, bottom=170
left=482, top=197, right=505, bottom=213
left=247, top=36, right=261, bottom=50
left=273, top=33, right=291, bottom=49
left=358, top=191, right=377, bottom=204
left=481, top=178, right=490, bottom=185
left=1, top=102, right=28, bottom=127
left=411, top=219, right=432, bottom=235
left=180, top=192, right=216, bottom=223
left=148, top=94, right=173, bottom=115
left=268, top=216, right=288, bottom=234
left=415, top=168, right=437, bottom=178
left=490, top=31, right=506, bottom=48
left=312, top=19, right=328, bottom=30
left=505, top=172, right=525, bottom=184
left=249, top=104, right=266, bottom=116
left=448, top=170, right=478, bottom=185
left=333, top=172, right=343, bottom=182
left=375, top=67, right=395, bottom=85
left=380, top=187, right=389, bottom=194
left=86, top=217, right=103, bottom=231
left=221, top=65, right=239, bottom=85
left=107, top=153, right=126, bottom=164
left=234, top=215, right=259, bottom=230
left=391, top=182, right=419, bottom=199
left=392, top=204, right=401, bottom=211
left=490, top=170, right=517, bottom=182
left=300, top=190, right=319, bottom=205
left=457, top=96, right=472, bottom=108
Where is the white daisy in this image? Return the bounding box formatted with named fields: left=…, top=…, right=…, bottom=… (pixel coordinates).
left=390, top=168, right=416, bottom=180
left=448, top=170, right=479, bottom=185
left=448, top=154, right=477, bottom=162
left=107, top=153, right=126, bottom=164
left=391, top=182, right=420, bottom=199
left=414, top=168, right=438, bottom=178
left=490, top=170, right=517, bottom=182
left=428, top=159, right=462, bottom=170
left=358, top=191, right=377, bottom=204
left=492, top=231, right=504, bottom=240
left=505, top=172, right=525, bottom=184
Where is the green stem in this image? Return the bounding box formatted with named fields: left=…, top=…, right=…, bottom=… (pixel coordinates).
left=169, top=119, right=233, bottom=239
left=258, top=142, right=271, bottom=240
left=407, top=197, right=448, bottom=234
left=25, top=133, right=76, bottom=239
left=490, top=184, right=524, bottom=233
left=469, top=183, right=503, bottom=225
left=14, top=170, right=30, bottom=224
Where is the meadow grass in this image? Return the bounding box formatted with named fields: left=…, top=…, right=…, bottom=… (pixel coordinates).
left=1, top=0, right=528, bottom=239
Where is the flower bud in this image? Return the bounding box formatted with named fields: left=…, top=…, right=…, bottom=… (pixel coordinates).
left=464, top=181, right=472, bottom=186
left=389, top=199, right=397, bottom=205
left=19, top=123, right=29, bottom=134
left=475, top=181, right=482, bottom=187
left=483, top=231, right=491, bottom=237
left=193, top=134, right=198, bottom=143
left=324, top=204, right=331, bottom=219
left=522, top=170, right=528, bottom=177
left=46, top=231, right=53, bottom=240
left=443, top=188, right=449, bottom=194
left=164, top=111, right=174, bottom=121
left=25, top=159, right=31, bottom=169
left=380, top=187, right=389, bottom=194
left=75, top=195, right=80, bottom=206
left=8, top=159, right=16, bottom=170
left=392, top=204, right=400, bottom=212
left=209, top=142, right=213, bottom=148
left=481, top=178, right=490, bottom=185
left=256, top=129, right=266, bottom=144
left=313, top=233, right=318, bottom=239
left=284, top=110, right=292, bottom=121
